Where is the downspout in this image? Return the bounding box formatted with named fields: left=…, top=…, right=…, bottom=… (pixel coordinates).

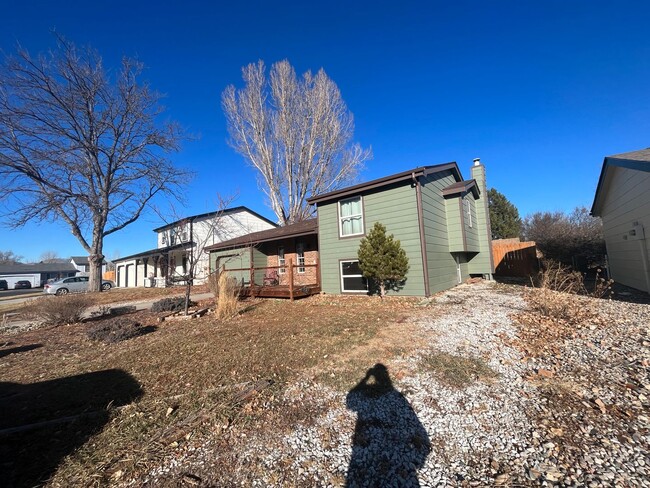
left=413, top=172, right=431, bottom=296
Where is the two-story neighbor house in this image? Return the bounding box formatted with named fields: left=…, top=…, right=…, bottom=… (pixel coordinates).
left=207, top=160, right=493, bottom=297
left=113, top=207, right=277, bottom=288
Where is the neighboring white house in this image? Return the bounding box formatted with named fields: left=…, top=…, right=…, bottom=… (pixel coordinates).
left=591, top=148, right=650, bottom=293
left=70, top=256, right=108, bottom=276
left=113, top=206, right=277, bottom=288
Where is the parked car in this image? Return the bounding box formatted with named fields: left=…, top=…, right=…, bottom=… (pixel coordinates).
left=43, top=276, right=114, bottom=295
left=14, top=280, right=32, bottom=289
left=0, top=279, right=8, bottom=291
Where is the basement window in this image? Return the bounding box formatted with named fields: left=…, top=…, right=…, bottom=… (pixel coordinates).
left=340, top=260, right=367, bottom=293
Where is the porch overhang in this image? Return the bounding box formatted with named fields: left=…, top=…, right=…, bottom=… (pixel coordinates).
left=113, top=242, right=194, bottom=263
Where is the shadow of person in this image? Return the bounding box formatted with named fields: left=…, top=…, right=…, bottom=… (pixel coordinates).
left=346, top=364, right=431, bottom=487
left=0, top=369, right=142, bottom=487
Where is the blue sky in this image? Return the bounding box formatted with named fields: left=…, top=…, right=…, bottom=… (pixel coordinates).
left=1, top=1, right=649, bottom=262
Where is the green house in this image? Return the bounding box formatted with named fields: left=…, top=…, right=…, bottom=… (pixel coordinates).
left=207, top=160, right=494, bottom=298
left=307, top=160, right=494, bottom=296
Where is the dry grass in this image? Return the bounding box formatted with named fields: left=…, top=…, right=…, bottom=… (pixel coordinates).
left=513, top=287, right=608, bottom=357
left=419, top=350, right=498, bottom=388
left=0, top=294, right=422, bottom=486
left=216, top=272, right=240, bottom=319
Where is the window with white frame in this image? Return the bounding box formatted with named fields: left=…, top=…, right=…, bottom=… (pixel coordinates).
left=278, top=246, right=286, bottom=274
left=296, top=241, right=305, bottom=273
left=340, top=260, right=368, bottom=292
left=339, top=196, right=364, bottom=237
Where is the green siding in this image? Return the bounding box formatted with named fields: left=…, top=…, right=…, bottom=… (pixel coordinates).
left=420, top=170, right=461, bottom=293
left=463, top=193, right=480, bottom=253
left=209, top=247, right=251, bottom=284
left=317, top=182, right=425, bottom=295
left=467, top=164, right=494, bottom=276
left=445, top=196, right=464, bottom=252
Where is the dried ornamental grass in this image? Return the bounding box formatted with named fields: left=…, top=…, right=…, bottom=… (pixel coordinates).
left=216, top=272, right=240, bottom=319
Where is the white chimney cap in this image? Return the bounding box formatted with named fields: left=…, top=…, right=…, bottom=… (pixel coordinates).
left=473, top=158, right=481, bottom=166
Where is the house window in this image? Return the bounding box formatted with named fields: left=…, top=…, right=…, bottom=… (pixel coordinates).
left=161, top=233, right=167, bottom=245
left=182, top=254, right=188, bottom=274
left=340, top=260, right=367, bottom=293
left=278, top=246, right=286, bottom=274
left=464, top=198, right=472, bottom=228
left=339, top=196, right=364, bottom=237
left=296, top=242, right=305, bottom=273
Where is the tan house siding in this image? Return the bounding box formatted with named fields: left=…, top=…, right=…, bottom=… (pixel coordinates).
left=598, top=165, right=650, bottom=292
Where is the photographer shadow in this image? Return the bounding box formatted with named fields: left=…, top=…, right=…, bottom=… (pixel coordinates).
left=346, top=364, right=431, bottom=487
left=0, top=369, right=142, bottom=487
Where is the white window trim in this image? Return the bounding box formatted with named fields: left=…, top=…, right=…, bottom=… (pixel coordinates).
left=464, top=198, right=473, bottom=228
left=340, top=260, right=368, bottom=293
left=296, top=242, right=305, bottom=274
left=278, top=246, right=286, bottom=274
left=338, top=196, right=364, bottom=237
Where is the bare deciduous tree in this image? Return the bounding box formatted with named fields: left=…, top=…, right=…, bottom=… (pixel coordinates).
left=0, top=36, right=188, bottom=291
left=39, top=250, right=62, bottom=263
left=154, top=194, right=238, bottom=315
left=222, top=60, right=371, bottom=225
left=0, top=250, right=23, bottom=264
left=522, top=206, right=605, bottom=268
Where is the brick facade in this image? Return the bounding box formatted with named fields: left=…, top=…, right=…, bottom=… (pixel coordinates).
left=261, top=236, right=318, bottom=286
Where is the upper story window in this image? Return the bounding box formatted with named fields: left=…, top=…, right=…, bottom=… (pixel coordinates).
left=339, top=196, right=364, bottom=237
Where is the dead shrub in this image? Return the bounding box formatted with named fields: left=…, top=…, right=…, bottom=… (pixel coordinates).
left=216, top=271, right=240, bottom=319
left=532, top=260, right=586, bottom=294
left=86, top=316, right=155, bottom=344
left=525, top=288, right=577, bottom=323
left=151, top=296, right=194, bottom=313
left=532, top=259, right=613, bottom=299
left=23, top=294, right=93, bottom=326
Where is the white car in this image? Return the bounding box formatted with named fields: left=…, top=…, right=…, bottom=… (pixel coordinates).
left=43, top=276, right=114, bottom=295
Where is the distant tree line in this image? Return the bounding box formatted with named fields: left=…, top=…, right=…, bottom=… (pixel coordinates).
left=489, top=189, right=605, bottom=269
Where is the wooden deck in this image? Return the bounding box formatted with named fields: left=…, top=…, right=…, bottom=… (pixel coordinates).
left=239, top=284, right=321, bottom=299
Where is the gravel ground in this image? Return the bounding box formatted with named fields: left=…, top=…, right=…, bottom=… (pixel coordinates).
left=135, top=281, right=650, bottom=487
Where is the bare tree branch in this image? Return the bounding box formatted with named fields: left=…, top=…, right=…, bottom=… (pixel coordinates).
left=222, top=60, right=372, bottom=226
left=0, top=35, right=190, bottom=291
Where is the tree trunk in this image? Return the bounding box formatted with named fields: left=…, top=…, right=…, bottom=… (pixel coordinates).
left=88, top=252, right=104, bottom=292
left=379, top=282, right=385, bottom=299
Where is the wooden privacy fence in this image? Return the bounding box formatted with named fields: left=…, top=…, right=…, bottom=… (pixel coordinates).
left=492, top=239, right=538, bottom=277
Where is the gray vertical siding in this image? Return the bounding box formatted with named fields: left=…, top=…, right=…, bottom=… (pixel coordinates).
left=599, top=166, right=650, bottom=292
left=420, top=170, right=462, bottom=294
left=317, top=182, right=425, bottom=295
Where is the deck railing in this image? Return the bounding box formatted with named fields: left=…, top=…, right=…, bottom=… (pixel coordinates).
left=220, top=257, right=320, bottom=301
